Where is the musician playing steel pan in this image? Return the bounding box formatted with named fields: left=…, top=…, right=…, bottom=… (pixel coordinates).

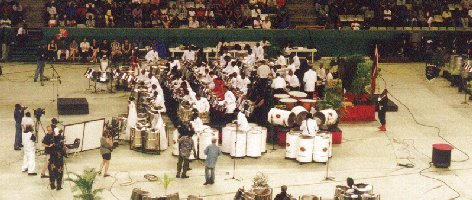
left=285, top=69, right=300, bottom=91
left=194, top=94, right=210, bottom=124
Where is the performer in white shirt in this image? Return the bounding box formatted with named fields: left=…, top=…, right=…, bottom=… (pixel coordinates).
left=317, top=64, right=327, bottom=98
left=276, top=55, right=287, bottom=66
left=299, top=113, right=319, bottom=136
left=169, top=59, right=182, bottom=74
left=326, top=69, right=334, bottom=84
left=145, top=49, right=159, bottom=62
left=291, top=53, right=300, bottom=69
left=153, top=91, right=166, bottom=113
left=182, top=48, right=196, bottom=62
left=303, top=68, right=317, bottom=99
left=253, top=42, right=264, bottom=61
left=224, top=86, right=237, bottom=123
left=190, top=112, right=205, bottom=132
left=285, top=69, right=300, bottom=91
left=236, top=73, right=251, bottom=94
left=243, top=49, right=256, bottom=67
left=236, top=110, right=250, bottom=132
left=271, top=73, right=287, bottom=94
left=220, top=52, right=231, bottom=66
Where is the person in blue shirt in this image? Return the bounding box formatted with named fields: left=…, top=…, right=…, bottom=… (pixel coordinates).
left=203, top=138, right=221, bottom=185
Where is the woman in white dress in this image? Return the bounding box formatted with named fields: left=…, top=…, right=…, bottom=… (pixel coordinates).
left=125, top=97, right=138, bottom=140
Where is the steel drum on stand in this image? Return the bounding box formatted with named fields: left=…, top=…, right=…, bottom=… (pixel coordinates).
left=296, top=136, right=315, bottom=163
left=291, top=106, right=308, bottom=125
left=313, top=134, right=330, bottom=163
left=267, top=108, right=296, bottom=127
left=299, top=99, right=317, bottom=112
left=246, top=130, right=262, bottom=158
left=285, top=131, right=301, bottom=159
left=230, top=131, right=247, bottom=158
left=289, top=91, right=307, bottom=101
left=222, top=124, right=237, bottom=153
left=280, top=98, right=298, bottom=110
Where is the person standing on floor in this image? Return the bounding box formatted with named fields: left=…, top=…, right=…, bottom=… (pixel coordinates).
left=14, top=104, right=25, bottom=150
left=203, top=138, right=221, bottom=185
left=176, top=127, right=196, bottom=179
left=21, top=125, right=37, bottom=176
left=41, top=126, right=54, bottom=178
left=303, top=67, right=317, bottom=99
left=99, top=130, right=113, bottom=177
left=377, top=89, right=388, bottom=131
left=34, top=44, right=48, bottom=84
left=48, top=130, right=66, bottom=190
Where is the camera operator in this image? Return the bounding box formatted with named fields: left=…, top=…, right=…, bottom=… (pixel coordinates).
left=51, top=118, right=59, bottom=135
left=40, top=126, right=54, bottom=178
left=14, top=104, right=26, bottom=150
left=48, top=129, right=66, bottom=190
left=34, top=44, right=48, bottom=83
left=21, top=125, right=37, bottom=176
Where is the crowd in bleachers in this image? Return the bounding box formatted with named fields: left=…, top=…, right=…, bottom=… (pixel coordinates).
left=45, top=0, right=289, bottom=29
left=314, top=0, right=472, bottom=29
left=0, top=0, right=24, bottom=28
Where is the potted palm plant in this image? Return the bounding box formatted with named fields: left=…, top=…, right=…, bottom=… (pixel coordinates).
left=157, top=173, right=175, bottom=196
left=252, top=172, right=269, bottom=195
left=65, top=168, right=103, bottom=200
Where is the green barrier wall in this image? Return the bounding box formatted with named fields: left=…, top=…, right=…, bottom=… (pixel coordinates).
left=42, top=28, right=470, bottom=56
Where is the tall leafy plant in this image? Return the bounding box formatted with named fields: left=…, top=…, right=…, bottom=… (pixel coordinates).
left=351, top=60, right=372, bottom=95
left=65, top=168, right=103, bottom=200
left=318, top=79, right=344, bottom=111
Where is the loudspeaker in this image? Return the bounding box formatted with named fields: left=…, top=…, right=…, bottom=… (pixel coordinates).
left=57, top=98, right=89, bottom=115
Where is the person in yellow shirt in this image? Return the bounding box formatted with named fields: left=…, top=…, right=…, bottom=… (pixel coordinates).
left=442, top=10, right=452, bottom=26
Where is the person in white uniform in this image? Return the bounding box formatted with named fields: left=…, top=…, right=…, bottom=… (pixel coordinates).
left=22, top=125, right=37, bottom=175
left=153, top=91, right=166, bottom=113
left=182, top=48, right=196, bottom=62
left=125, top=97, right=138, bottom=140
left=317, top=64, right=327, bottom=98
left=299, top=113, right=318, bottom=136
left=285, top=69, right=300, bottom=91
left=276, top=55, right=287, bottom=66
left=145, top=49, right=159, bottom=62
left=220, top=51, right=231, bottom=66
left=303, top=68, right=317, bottom=99
left=236, top=73, right=251, bottom=95
left=271, top=73, right=287, bottom=94
left=291, top=54, right=300, bottom=69
left=236, top=110, right=250, bottom=132
left=253, top=42, right=264, bottom=61
left=190, top=112, right=205, bottom=132
left=243, top=49, right=256, bottom=67
left=224, top=86, right=237, bottom=123
left=21, top=112, right=35, bottom=130
left=194, top=94, right=210, bottom=123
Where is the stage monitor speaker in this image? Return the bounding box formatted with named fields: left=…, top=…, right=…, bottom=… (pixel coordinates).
left=57, top=98, right=89, bottom=115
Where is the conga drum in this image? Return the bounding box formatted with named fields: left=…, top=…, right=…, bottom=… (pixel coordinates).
left=198, top=131, right=213, bottom=159
left=299, top=99, right=317, bottom=111
left=230, top=130, right=247, bottom=158
left=222, top=124, right=237, bottom=153
left=289, top=91, right=307, bottom=100
left=246, top=130, right=262, bottom=158
left=267, top=108, right=296, bottom=127
left=313, top=134, right=330, bottom=163
left=285, top=131, right=301, bottom=159
left=291, top=106, right=308, bottom=125
left=296, top=136, right=315, bottom=163
left=280, top=98, right=298, bottom=110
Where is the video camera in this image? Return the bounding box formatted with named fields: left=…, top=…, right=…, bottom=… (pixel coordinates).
left=34, top=108, right=45, bottom=120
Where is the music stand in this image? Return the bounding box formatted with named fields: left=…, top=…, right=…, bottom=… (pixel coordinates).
left=225, top=120, right=241, bottom=182
left=322, top=158, right=335, bottom=181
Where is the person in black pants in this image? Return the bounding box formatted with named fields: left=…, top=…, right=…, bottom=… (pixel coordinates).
left=176, top=126, right=196, bottom=179
left=377, top=89, right=388, bottom=132
left=13, top=104, right=25, bottom=150
left=48, top=130, right=66, bottom=190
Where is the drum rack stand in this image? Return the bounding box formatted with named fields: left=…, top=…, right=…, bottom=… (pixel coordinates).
left=322, top=158, right=335, bottom=182
left=225, top=122, right=241, bottom=182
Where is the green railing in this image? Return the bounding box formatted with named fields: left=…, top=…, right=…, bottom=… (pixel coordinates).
left=42, top=28, right=471, bottom=56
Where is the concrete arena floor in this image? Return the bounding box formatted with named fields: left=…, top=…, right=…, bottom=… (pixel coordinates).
left=0, top=62, right=472, bottom=200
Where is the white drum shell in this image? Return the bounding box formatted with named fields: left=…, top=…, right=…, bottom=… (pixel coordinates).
left=222, top=124, right=237, bottom=153
left=198, top=132, right=213, bottom=160
left=246, top=130, right=262, bottom=157
left=267, top=108, right=295, bottom=127
left=230, top=131, right=247, bottom=158
left=286, top=131, right=301, bottom=158
left=313, top=134, right=330, bottom=163
left=320, top=109, right=338, bottom=126
left=296, top=136, right=314, bottom=163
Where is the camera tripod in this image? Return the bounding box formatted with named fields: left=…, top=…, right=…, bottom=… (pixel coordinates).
left=34, top=118, right=46, bottom=154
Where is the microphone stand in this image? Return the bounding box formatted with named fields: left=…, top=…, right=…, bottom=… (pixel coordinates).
left=50, top=63, right=61, bottom=103
left=322, top=158, right=335, bottom=182
left=225, top=119, right=241, bottom=182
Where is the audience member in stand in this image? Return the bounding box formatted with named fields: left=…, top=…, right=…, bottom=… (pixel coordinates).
left=69, top=39, right=79, bottom=62
left=79, top=37, right=91, bottom=62
left=47, top=39, right=57, bottom=61
left=110, top=39, right=122, bottom=62
left=176, top=126, right=196, bottom=179
left=274, top=185, right=291, bottom=200
left=203, top=138, right=221, bottom=185
left=99, top=130, right=113, bottom=177
left=90, top=39, right=100, bottom=63
left=99, top=39, right=111, bottom=58
left=16, top=23, right=27, bottom=46
left=57, top=39, right=69, bottom=61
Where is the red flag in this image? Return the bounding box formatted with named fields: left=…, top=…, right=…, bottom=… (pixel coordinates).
left=371, top=45, right=379, bottom=94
